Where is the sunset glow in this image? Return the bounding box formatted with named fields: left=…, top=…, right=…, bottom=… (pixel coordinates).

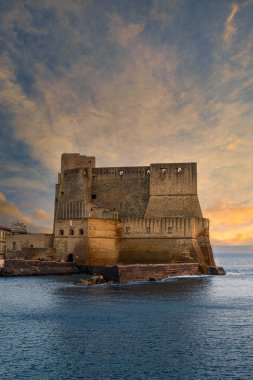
left=0, top=1, right=253, bottom=250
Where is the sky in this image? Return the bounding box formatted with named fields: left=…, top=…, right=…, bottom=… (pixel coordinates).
left=0, top=0, right=253, bottom=251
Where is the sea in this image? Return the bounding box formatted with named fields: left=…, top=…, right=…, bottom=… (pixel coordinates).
left=0, top=253, right=252, bottom=380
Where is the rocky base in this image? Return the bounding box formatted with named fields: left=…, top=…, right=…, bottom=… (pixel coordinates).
left=85, top=263, right=225, bottom=283
left=208, top=266, right=226, bottom=275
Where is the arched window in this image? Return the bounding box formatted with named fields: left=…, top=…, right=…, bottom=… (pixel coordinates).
left=69, top=229, right=74, bottom=236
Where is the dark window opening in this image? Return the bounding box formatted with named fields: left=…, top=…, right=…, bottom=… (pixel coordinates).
left=67, top=253, right=74, bottom=262
left=30, top=244, right=33, bottom=248
left=13, top=242, right=16, bottom=250
left=59, top=229, right=64, bottom=236
left=92, top=194, right=96, bottom=199
left=79, top=229, right=84, bottom=235
left=69, top=229, right=74, bottom=236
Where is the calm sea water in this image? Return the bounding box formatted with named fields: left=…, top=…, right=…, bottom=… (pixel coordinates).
left=0, top=254, right=253, bottom=380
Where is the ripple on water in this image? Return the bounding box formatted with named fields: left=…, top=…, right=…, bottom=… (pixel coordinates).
left=0, top=254, right=253, bottom=380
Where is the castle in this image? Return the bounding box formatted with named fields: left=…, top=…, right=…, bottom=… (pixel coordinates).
left=3, top=153, right=224, bottom=279
left=52, top=153, right=216, bottom=272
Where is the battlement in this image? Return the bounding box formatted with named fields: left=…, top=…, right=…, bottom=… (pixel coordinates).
left=55, top=155, right=202, bottom=220
left=61, top=153, right=95, bottom=171
left=93, top=166, right=150, bottom=179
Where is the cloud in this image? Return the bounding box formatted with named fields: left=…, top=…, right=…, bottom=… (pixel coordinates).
left=223, top=3, right=239, bottom=45
left=0, top=193, right=6, bottom=203
left=0, top=192, right=31, bottom=226
left=205, top=203, right=253, bottom=245
left=108, top=13, right=144, bottom=47
left=32, top=209, right=49, bottom=220
left=1, top=0, right=253, bottom=245
left=0, top=192, right=52, bottom=232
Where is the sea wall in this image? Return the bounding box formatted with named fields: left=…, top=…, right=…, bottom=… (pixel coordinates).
left=1, top=260, right=78, bottom=276
left=118, top=263, right=201, bottom=282
left=88, top=263, right=201, bottom=282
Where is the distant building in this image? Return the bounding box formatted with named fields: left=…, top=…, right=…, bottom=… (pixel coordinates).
left=0, top=226, right=9, bottom=267
left=11, top=221, right=27, bottom=234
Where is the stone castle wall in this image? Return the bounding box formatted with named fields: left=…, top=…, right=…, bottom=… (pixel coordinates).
left=51, top=154, right=215, bottom=271
left=54, top=219, right=88, bottom=262
left=6, top=234, right=54, bottom=251
left=91, top=167, right=150, bottom=218
left=55, top=157, right=203, bottom=221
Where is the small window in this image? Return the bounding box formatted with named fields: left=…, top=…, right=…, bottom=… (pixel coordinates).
left=168, top=226, right=173, bottom=234
left=69, top=229, right=74, bottom=236
left=113, top=212, right=118, bottom=220
left=125, top=226, right=130, bottom=234
left=92, top=194, right=96, bottom=199
left=146, top=226, right=150, bottom=233
left=59, top=229, right=64, bottom=236
left=79, top=229, right=84, bottom=235
left=13, top=242, right=16, bottom=250
left=30, top=244, right=33, bottom=248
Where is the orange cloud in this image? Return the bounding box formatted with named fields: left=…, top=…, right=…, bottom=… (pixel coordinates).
left=32, top=209, right=49, bottom=220
left=205, top=203, right=253, bottom=245
left=0, top=192, right=6, bottom=202
left=223, top=3, right=239, bottom=44
left=0, top=193, right=31, bottom=226
left=205, top=204, right=253, bottom=224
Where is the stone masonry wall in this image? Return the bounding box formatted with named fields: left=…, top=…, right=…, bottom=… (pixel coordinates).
left=118, top=263, right=201, bottom=282
left=86, top=218, right=120, bottom=265
left=91, top=167, right=150, bottom=218
left=2, top=260, right=78, bottom=276
left=54, top=219, right=88, bottom=262
left=144, top=163, right=203, bottom=218
left=6, top=234, right=54, bottom=252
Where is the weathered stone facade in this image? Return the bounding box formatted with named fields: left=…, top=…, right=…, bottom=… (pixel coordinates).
left=6, top=233, right=55, bottom=261
left=53, top=153, right=216, bottom=273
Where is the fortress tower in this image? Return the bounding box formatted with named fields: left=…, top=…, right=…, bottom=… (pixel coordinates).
left=52, top=153, right=218, bottom=277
